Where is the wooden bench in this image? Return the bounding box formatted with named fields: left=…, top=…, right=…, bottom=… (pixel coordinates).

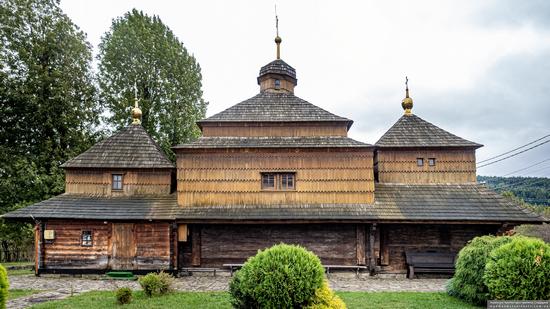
left=224, top=263, right=368, bottom=277
left=405, top=251, right=456, bottom=279
left=180, top=267, right=219, bottom=277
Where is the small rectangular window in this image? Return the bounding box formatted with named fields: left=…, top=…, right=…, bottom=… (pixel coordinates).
left=280, top=173, right=295, bottom=190
left=81, top=230, right=93, bottom=247
left=261, top=173, right=275, bottom=190
left=274, top=79, right=281, bottom=89
left=428, top=158, right=436, bottom=166
left=417, top=158, right=424, bottom=167
left=261, top=172, right=296, bottom=191
left=112, top=174, right=123, bottom=190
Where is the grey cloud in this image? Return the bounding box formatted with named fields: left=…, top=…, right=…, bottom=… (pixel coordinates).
left=476, top=0, right=550, bottom=29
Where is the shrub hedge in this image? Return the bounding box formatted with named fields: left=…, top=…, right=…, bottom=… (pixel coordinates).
left=446, top=235, right=512, bottom=305
left=484, top=236, right=550, bottom=300
left=304, top=279, right=346, bottom=309
left=0, top=264, right=7, bottom=309
left=138, top=271, right=174, bottom=297
left=229, top=243, right=326, bottom=309
left=115, top=287, right=132, bottom=305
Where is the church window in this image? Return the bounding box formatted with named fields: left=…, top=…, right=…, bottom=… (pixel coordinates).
left=81, top=230, right=93, bottom=247
left=261, top=172, right=295, bottom=191
left=428, top=158, right=436, bottom=166
left=112, top=174, right=123, bottom=190
left=275, top=79, right=281, bottom=89
left=416, top=158, right=424, bottom=167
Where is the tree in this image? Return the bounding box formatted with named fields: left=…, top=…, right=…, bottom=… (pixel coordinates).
left=98, top=9, right=207, bottom=159
left=0, top=0, right=100, bottom=260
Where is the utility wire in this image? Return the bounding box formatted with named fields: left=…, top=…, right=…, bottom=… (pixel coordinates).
left=477, top=139, right=550, bottom=168
left=502, top=158, right=550, bottom=176
left=477, top=134, right=550, bottom=164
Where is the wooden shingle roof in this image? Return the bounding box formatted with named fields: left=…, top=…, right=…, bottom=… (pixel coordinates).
left=174, top=136, right=371, bottom=149
left=61, top=125, right=174, bottom=169
left=376, top=114, right=482, bottom=148
left=198, top=92, right=352, bottom=127
left=1, top=194, right=178, bottom=221
left=258, top=59, right=297, bottom=82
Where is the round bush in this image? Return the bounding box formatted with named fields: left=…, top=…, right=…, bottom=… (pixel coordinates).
left=229, top=243, right=326, bottom=309
left=305, top=279, right=346, bottom=309
left=138, top=271, right=174, bottom=297
left=0, top=264, right=8, bottom=309
left=446, top=235, right=512, bottom=305
left=115, top=287, right=132, bottom=305
left=484, top=236, right=550, bottom=300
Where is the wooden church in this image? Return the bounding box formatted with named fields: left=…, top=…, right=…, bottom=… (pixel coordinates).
left=3, top=30, right=545, bottom=276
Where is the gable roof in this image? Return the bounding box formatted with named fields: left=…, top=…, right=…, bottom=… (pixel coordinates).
left=376, top=114, right=482, bottom=148
left=174, top=136, right=371, bottom=149
left=198, top=92, right=353, bottom=128
left=61, top=125, right=174, bottom=169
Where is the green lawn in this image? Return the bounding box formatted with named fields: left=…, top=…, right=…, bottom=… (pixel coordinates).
left=1, top=261, right=35, bottom=276
left=30, top=291, right=480, bottom=309
left=8, top=289, right=42, bottom=300
left=0, top=261, right=33, bottom=267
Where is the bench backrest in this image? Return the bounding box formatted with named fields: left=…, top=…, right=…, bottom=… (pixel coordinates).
left=405, top=251, right=456, bottom=266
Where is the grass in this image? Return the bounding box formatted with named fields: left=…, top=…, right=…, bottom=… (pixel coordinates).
left=0, top=261, right=33, bottom=267
left=8, top=289, right=42, bottom=300
left=1, top=261, right=35, bottom=276
left=29, top=291, right=480, bottom=309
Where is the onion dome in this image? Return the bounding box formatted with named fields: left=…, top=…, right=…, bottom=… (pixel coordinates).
left=402, top=76, right=413, bottom=115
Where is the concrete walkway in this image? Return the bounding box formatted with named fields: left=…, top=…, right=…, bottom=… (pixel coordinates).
left=8, top=274, right=448, bottom=308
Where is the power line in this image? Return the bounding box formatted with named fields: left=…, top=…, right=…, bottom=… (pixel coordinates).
left=502, top=158, right=550, bottom=176
left=477, top=134, right=550, bottom=164
left=477, top=139, right=550, bottom=168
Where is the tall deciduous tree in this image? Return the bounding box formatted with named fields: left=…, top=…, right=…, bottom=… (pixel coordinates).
left=98, top=9, right=207, bottom=159
left=0, top=0, right=99, bottom=260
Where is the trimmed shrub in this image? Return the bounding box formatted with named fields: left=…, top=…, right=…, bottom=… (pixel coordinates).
left=138, top=271, right=174, bottom=297
left=115, top=287, right=132, bottom=305
left=0, top=265, right=8, bottom=309
left=229, top=243, right=326, bottom=309
left=305, top=280, right=346, bottom=309
left=484, top=236, right=550, bottom=300
left=447, top=235, right=513, bottom=305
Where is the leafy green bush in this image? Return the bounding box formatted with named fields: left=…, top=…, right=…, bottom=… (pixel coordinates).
left=229, top=243, right=326, bottom=309
left=446, top=235, right=512, bottom=305
left=0, top=264, right=8, bottom=309
left=305, top=279, right=346, bottom=309
left=484, top=236, right=550, bottom=300
left=138, top=271, right=173, bottom=297
left=115, top=287, right=132, bottom=305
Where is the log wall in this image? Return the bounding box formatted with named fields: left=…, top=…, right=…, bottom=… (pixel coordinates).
left=377, top=149, right=476, bottom=183
left=176, top=149, right=375, bottom=206
left=65, top=169, right=172, bottom=196
left=378, top=224, right=499, bottom=272
left=179, top=224, right=360, bottom=267
left=201, top=123, right=348, bottom=137
left=42, top=220, right=171, bottom=270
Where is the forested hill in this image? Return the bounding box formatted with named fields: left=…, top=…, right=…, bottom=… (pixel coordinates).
left=478, top=176, right=550, bottom=206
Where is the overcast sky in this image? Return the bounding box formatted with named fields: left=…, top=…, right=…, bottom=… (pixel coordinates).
left=60, top=0, right=550, bottom=177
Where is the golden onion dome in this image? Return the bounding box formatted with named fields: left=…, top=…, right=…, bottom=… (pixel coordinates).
left=132, top=106, right=142, bottom=125
left=402, top=77, right=413, bottom=115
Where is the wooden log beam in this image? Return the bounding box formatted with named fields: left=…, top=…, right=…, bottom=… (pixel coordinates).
left=356, top=224, right=366, bottom=265
left=369, top=223, right=376, bottom=274
left=191, top=226, right=201, bottom=267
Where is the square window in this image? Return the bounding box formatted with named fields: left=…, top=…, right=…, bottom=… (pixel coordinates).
left=428, top=158, right=436, bottom=166
left=261, top=173, right=275, bottom=190
left=417, top=158, right=424, bottom=167
left=112, top=174, right=123, bottom=190
left=81, top=230, right=93, bottom=247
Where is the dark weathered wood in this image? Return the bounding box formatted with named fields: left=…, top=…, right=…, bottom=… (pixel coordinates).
left=405, top=251, right=456, bottom=279
left=356, top=225, right=366, bottom=265
left=191, top=226, right=201, bottom=267
left=369, top=224, right=376, bottom=274
left=111, top=223, right=135, bottom=270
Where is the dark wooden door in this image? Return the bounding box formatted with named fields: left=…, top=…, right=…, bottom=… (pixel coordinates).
left=110, top=223, right=136, bottom=270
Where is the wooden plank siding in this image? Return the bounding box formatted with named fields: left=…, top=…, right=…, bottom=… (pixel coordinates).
left=177, top=150, right=374, bottom=206
left=377, top=149, right=476, bottom=183
left=41, top=220, right=170, bottom=270
left=201, top=123, right=349, bottom=137
left=65, top=169, right=172, bottom=196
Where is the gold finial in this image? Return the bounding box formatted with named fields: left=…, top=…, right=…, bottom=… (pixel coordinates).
left=131, top=82, right=142, bottom=124
left=275, top=5, right=281, bottom=59
left=402, top=76, right=413, bottom=115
